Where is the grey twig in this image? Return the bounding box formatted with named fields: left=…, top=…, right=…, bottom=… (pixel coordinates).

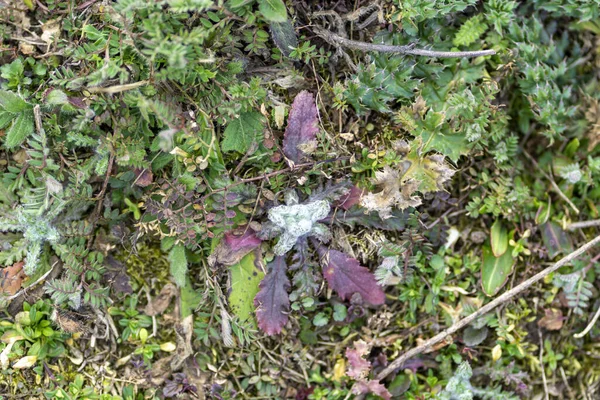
left=314, top=28, right=496, bottom=58
left=376, top=234, right=600, bottom=381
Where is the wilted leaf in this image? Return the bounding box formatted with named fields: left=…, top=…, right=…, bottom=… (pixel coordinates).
left=336, top=185, right=364, bottom=210
left=463, top=326, right=488, bottom=347
left=283, top=91, right=319, bottom=163
left=254, top=256, right=290, bottom=335
left=229, top=252, right=265, bottom=325
left=490, top=219, right=508, bottom=257
left=133, top=168, right=153, bottom=187
left=209, top=227, right=262, bottom=267
left=270, top=20, right=297, bottom=57
left=541, top=222, right=573, bottom=259
left=12, top=355, right=37, bottom=369
left=346, top=340, right=371, bottom=379
left=537, top=308, right=564, bottom=331
left=222, top=111, right=264, bottom=154
left=481, top=245, right=514, bottom=296
left=103, top=256, right=132, bottom=295
left=353, top=380, right=392, bottom=400
left=145, top=283, right=178, bottom=316
left=0, top=261, right=25, bottom=296
left=169, top=244, right=187, bottom=288
left=317, top=247, right=385, bottom=306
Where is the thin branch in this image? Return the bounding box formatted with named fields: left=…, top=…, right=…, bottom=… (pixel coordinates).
left=568, top=219, right=600, bottom=231
left=314, top=28, right=496, bottom=58
left=522, top=149, right=580, bottom=215
left=539, top=328, right=550, bottom=400
left=375, top=234, right=600, bottom=381
left=573, top=302, right=600, bottom=339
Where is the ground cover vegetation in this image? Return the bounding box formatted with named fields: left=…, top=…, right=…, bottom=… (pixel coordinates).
left=0, top=0, right=599, bottom=398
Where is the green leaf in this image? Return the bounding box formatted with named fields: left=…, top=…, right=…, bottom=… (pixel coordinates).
left=229, top=252, right=264, bottom=326
left=421, top=129, right=469, bottom=163
left=0, top=111, right=14, bottom=129
left=541, top=222, right=573, bottom=259
left=0, top=90, right=30, bottom=113
left=4, top=112, right=34, bottom=149
left=481, top=245, right=514, bottom=296
left=180, top=278, right=202, bottom=318
left=221, top=111, right=264, bottom=153
left=270, top=20, right=298, bottom=57
left=453, top=15, right=488, bottom=47
left=168, top=244, right=188, bottom=287
left=258, top=0, right=288, bottom=22
left=490, top=219, right=508, bottom=257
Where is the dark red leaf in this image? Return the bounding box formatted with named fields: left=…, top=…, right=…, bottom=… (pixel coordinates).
left=254, top=256, right=290, bottom=335
left=353, top=380, right=391, bottom=400
left=283, top=91, right=318, bottom=163
left=133, top=168, right=153, bottom=187
left=317, top=247, right=385, bottom=306
left=208, top=227, right=262, bottom=267
left=336, top=185, right=364, bottom=210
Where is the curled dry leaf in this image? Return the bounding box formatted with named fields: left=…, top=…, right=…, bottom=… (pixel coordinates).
left=283, top=91, right=319, bottom=163
left=537, top=308, right=564, bottom=331
left=346, top=340, right=371, bottom=379
left=145, top=283, right=178, bottom=316
left=208, top=227, right=262, bottom=267
left=0, top=261, right=26, bottom=296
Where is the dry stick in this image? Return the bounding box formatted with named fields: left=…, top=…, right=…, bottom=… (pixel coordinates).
left=522, top=149, right=580, bottom=215
left=573, top=302, right=600, bottom=339
left=568, top=219, right=600, bottom=231
left=314, top=28, right=496, bottom=58
left=375, top=234, right=600, bottom=381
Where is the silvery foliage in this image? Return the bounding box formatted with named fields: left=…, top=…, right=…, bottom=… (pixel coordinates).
left=435, top=362, right=473, bottom=400
left=266, top=191, right=331, bottom=256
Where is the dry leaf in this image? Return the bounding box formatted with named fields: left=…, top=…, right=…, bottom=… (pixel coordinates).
left=145, top=283, right=177, bottom=316
left=41, top=19, right=61, bottom=45
left=537, top=308, right=564, bottom=331
left=0, top=261, right=26, bottom=296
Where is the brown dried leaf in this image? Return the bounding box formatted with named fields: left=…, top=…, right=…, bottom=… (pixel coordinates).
left=144, top=283, right=177, bottom=316
left=0, top=261, right=26, bottom=296
left=537, top=308, right=564, bottom=331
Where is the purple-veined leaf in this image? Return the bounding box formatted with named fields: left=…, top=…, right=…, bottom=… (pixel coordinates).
left=283, top=91, right=318, bottom=163
left=317, top=247, right=385, bottom=306
left=254, top=256, right=290, bottom=335
left=208, top=227, right=262, bottom=267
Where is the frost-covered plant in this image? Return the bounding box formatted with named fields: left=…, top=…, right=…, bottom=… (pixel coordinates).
left=265, top=191, right=331, bottom=255
left=0, top=206, right=61, bottom=275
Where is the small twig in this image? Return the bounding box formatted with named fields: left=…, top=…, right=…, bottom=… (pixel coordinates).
left=375, top=234, right=600, bottom=381
left=314, top=28, right=496, bottom=58
left=567, top=219, right=600, bottom=231
left=85, top=80, right=149, bottom=94
left=522, top=149, right=580, bottom=215
left=573, top=301, right=600, bottom=339
left=539, top=328, right=550, bottom=400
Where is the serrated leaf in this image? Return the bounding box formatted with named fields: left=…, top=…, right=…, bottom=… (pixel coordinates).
left=221, top=111, right=264, bottom=153
left=317, top=247, right=385, bottom=305
left=209, top=227, right=262, bottom=267
left=229, top=252, right=265, bottom=326
left=541, top=222, right=573, bottom=259
left=481, top=245, right=514, bottom=296
left=4, top=112, right=34, bottom=149
left=421, top=129, right=469, bottom=163
left=346, top=340, right=371, bottom=379
left=463, top=326, right=488, bottom=347
left=254, top=256, right=290, bottom=335
left=453, top=15, right=488, bottom=46
left=270, top=20, right=297, bottom=57
left=0, top=91, right=30, bottom=113
left=168, top=244, right=187, bottom=288
left=353, top=380, right=392, bottom=400
left=283, top=91, right=318, bottom=163
left=490, top=219, right=508, bottom=257
left=258, top=0, right=287, bottom=22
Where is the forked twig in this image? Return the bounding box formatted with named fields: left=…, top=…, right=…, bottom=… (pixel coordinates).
left=314, top=28, right=496, bottom=58
left=376, top=234, right=600, bottom=381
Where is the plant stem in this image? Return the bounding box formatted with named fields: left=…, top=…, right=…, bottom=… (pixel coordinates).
left=375, top=234, right=600, bottom=381
left=568, top=219, right=600, bottom=231
left=314, top=28, right=496, bottom=58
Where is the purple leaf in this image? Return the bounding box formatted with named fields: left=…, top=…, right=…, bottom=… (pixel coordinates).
left=208, top=227, right=262, bottom=267
left=283, top=91, right=318, bottom=163
left=346, top=340, right=371, bottom=379
left=336, top=185, right=364, bottom=210
left=353, top=380, right=391, bottom=400
left=254, top=256, right=290, bottom=335
left=317, top=247, right=386, bottom=306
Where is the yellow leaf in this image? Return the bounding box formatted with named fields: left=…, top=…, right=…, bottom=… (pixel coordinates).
left=492, top=344, right=502, bottom=362
left=160, top=342, right=177, bottom=352
left=13, top=355, right=37, bottom=369
left=332, top=358, right=346, bottom=382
